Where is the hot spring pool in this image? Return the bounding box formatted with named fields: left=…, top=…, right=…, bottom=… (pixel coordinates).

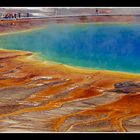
left=0, top=23, right=140, bottom=73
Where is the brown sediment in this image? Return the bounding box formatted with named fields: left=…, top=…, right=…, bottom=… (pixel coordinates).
left=53, top=93, right=140, bottom=132
left=0, top=49, right=140, bottom=132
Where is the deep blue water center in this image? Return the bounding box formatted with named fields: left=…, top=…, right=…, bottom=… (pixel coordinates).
left=0, top=23, right=140, bottom=73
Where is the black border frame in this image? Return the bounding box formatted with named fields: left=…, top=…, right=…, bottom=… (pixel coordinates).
left=0, top=0, right=140, bottom=7
left=0, top=1, right=140, bottom=139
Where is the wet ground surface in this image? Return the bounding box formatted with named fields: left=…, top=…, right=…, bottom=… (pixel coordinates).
left=0, top=49, right=140, bottom=132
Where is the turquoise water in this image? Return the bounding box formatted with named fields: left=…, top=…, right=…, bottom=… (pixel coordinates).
left=0, top=23, right=140, bottom=73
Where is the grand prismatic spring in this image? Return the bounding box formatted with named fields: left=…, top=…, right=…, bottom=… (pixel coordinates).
left=0, top=10, right=140, bottom=132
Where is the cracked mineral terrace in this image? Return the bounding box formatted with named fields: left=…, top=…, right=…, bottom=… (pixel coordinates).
left=0, top=49, right=139, bottom=132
